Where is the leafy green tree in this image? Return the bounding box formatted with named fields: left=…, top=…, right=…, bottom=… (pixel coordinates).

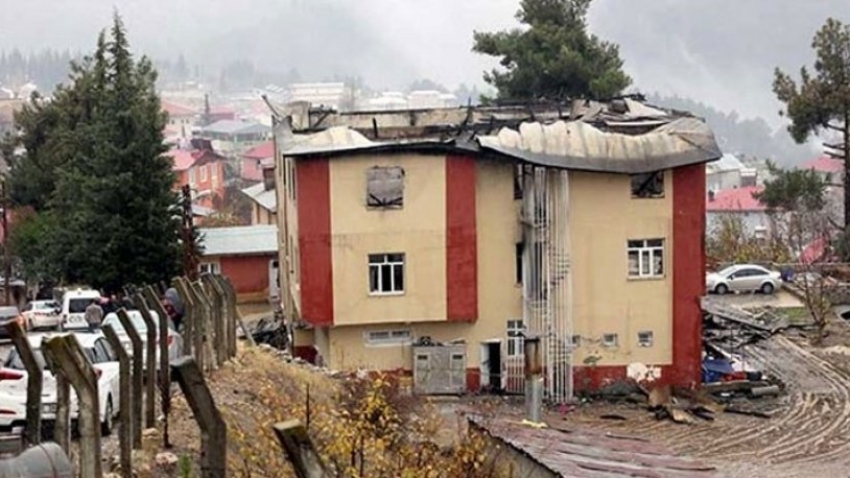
left=773, top=18, right=850, bottom=227
left=472, top=0, right=631, bottom=101
left=754, top=162, right=829, bottom=213
left=8, top=15, right=182, bottom=293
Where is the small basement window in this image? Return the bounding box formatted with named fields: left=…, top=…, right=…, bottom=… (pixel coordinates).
left=638, top=331, right=654, bottom=347
left=570, top=335, right=581, bottom=348
left=631, top=171, right=664, bottom=198
left=366, top=166, right=404, bottom=208
left=364, top=329, right=412, bottom=346
left=602, top=333, right=619, bottom=348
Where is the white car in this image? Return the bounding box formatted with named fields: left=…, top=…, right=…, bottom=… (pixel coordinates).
left=101, top=310, right=184, bottom=367
left=60, top=289, right=102, bottom=331
left=0, top=333, right=120, bottom=436
left=706, top=264, right=782, bottom=295
left=21, top=300, right=61, bottom=331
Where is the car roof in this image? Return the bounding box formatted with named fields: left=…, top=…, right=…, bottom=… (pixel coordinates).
left=64, top=289, right=101, bottom=298
left=0, top=306, right=19, bottom=315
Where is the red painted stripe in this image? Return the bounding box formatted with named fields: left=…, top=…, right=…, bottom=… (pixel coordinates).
left=671, top=164, right=706, bottom=388
left=297, top=159, right=334, bottom=327
left=445, top=155, right=478, bottom=322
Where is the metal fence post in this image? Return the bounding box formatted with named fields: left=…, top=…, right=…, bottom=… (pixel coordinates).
left=42, top=335, right=102, bottom=478
left=171, top=357, right=226, bottom=478
left=117, top=308, right=143, bottom=448
left=102, top=324, right=132, bottom=478
left=133, top=294, right=157, bottom=428
left=5, top=320, right=41, bottom=445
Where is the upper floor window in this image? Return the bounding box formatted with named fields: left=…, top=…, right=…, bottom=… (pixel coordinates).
left=627, top=239, right=664, bottom=278
left=631, top=171, right=664, bottom=198
left=200, top=164, right=208, bottom=182
left=188, top=168, right=197, bottom=186
left=369, top=253, right=405, bottom=295
left=366, top=166, right=404, bottom=208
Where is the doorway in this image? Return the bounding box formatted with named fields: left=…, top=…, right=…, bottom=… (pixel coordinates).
left=480, top=341, right=503, bottom=393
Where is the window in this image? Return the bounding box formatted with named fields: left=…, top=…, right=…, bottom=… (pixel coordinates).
left=199, top=262, right=220, bottom=274
left=627, top=239, right=664, bottom=278
left=369, top=253, right=405, bottom=295
left=638, top=331, right=653, bottom=347
left=602, top=333, right=619, bottom=348
left=364, top=329, right=412, bottom=346
left=515, top=243, right=524, bottom=285
left=366, top=166, right=404, bottom=208
left=630, top=171, right=664, bottom=198
left=570, top=335, right=581, bottom=348
left=507, top=319, right=525, bottom=357
left=188, top=168, right=197, bottom=186
left=211, top=163, right=218, bottom=182
left=200, top=164, right=208, bottom=182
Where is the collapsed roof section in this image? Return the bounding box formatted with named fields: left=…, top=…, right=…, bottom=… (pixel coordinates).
left=278, top=98, right=722, bottom=174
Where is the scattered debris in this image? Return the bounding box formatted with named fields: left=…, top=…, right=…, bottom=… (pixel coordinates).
left=249, top=312, right=290, bottom=350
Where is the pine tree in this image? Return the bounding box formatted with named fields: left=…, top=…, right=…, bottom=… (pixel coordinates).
left=8, top=14, right=182, bottom=292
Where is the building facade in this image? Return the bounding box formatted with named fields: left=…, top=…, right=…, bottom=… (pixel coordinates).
left=198, top=225, right=279, bottom=303
left=275, top=100, right=719, bottom=398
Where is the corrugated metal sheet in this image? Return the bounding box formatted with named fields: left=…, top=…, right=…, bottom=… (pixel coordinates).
left=469, top=417, right=717, bottom=478
left=199, top=225, right=278, bottom=256
left=241, top=183, right=278, bottom=212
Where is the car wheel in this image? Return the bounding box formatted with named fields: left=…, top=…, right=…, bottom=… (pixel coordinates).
left=760, top=282, right=775, bottom=295
left=715, top=284, right=729, bottom=295
left=101, top=397, right=113, bottom=436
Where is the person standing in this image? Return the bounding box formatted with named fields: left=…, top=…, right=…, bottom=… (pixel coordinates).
left=84, top=299, right=104, bottom=332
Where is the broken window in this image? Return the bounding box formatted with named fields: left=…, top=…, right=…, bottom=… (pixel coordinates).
left=627, top=239, right=664, bottom=278
left=638, top=331, right=654, bottom=347
left=366, top=166, right=404, bottom=208
left=368, top=253, right=405, bottom=294
left=630, top=171, right=664, bottom=198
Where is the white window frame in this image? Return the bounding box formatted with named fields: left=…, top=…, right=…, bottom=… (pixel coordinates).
left=368, top=253, right=405, bottom=295
left=627, top=239, right=665, bottom=279
left=638, top=331, right=654, bottom=348
left=507, top=319, right=525, bottom=357
left=200, top=164, right=208, bottom=182
left=602, top=333, right=619, bottom=348
left=363, top=329, right=412, bottom=347
left=188, top=167, right=197, bottom=186
left=211, top=162, right=218, bottom=181
left=199, top=262, right=220, bottom=274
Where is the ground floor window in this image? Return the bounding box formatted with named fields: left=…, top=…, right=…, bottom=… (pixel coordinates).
left=199, top=262, right=220, bottom=274
left=364, top=329, right=411, bottom=346
left=507, top=319, right=525, bottom=357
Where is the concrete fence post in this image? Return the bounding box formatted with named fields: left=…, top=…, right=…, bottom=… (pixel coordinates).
left=273, top=420, right=331, bottom=478
left=42, top=345, right=70, bottom=453
left=191, top=280, right=214, bottom=373
left=222, top=276, right=255, bottom=348
left=202, top=274, right=226, bottom=365
left=42, top=335, right=102, bottom=478
left=133, top=294, right=157, bottom=429
left=117, top=308, right=143, bottom=448
left=187, top=281, right=208, bottom=372
left=216, top=276, right=237, bottom=356
left=171, top=357, right=226, bottom=478
left=5, top=320, right=41, bottom=446
left=173, top=277, right=195, bottom=358
left=144, top=285, right=172, bottom=448
left=102, top=324, right=132, bottom=478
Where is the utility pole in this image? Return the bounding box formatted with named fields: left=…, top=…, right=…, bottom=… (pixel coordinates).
left=2, top=180, right=10, bottom=306
left=181, top=185, right=199, bottom=280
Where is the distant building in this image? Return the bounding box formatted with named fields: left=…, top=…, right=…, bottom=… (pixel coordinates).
left=0, top=99, right=24, bottom=138
left=706, top=186, right=770, bottom=238
left=199, top=120, right=271, bottom=154
left=198, top=225, right=279, bottom=303
left=161, top=100, right=198, bottom=140
left=287, top=82, right=346, bottom=110
left=241, top=140, right=274, bottom=182
left=241, top=180, right=277, bottom=226
left=803, top=155, right=844, bottom=183
left=169, top=141, right=227, bottom=209
left=706, top=153, right=758, bottom=192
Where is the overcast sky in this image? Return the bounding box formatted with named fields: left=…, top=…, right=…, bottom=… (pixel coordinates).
left=1, top=0, right=848, bottom=127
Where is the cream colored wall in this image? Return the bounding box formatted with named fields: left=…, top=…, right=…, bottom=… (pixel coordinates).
left=569, top=170, right=673, bottom=367
left=329, top=154, right=447, bottom=326
left=324, top=159, right=522, bottom=372
left=278, top=156, right=301, bottom=314
left=252, top=204, right=277, bottom=226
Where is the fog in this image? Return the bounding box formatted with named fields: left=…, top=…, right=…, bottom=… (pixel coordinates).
left=1, top=0, right=847, bottom=126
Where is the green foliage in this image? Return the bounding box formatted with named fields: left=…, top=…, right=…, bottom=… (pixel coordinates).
left=7, top=14, right=182, bottom=292
left=472, top=0, right=631, bottom=101
left=7, top=209, right=59, bottom=283
left=753, top=162, right=828, bottom=212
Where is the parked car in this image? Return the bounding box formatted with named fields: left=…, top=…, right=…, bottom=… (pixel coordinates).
left=60, top=289, right=102, bottom=331
left=0, top=307, right=23, bottom=340
left=706, top=264, right=782, bottom=295
left=100, top=310, right=184, bottom=366
left=0, top=332, right=120, bottom=435
left=21, top=300, right=61, bottom=331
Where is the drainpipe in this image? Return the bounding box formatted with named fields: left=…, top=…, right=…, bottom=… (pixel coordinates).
left=524, top=335, right=543, bottom=424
